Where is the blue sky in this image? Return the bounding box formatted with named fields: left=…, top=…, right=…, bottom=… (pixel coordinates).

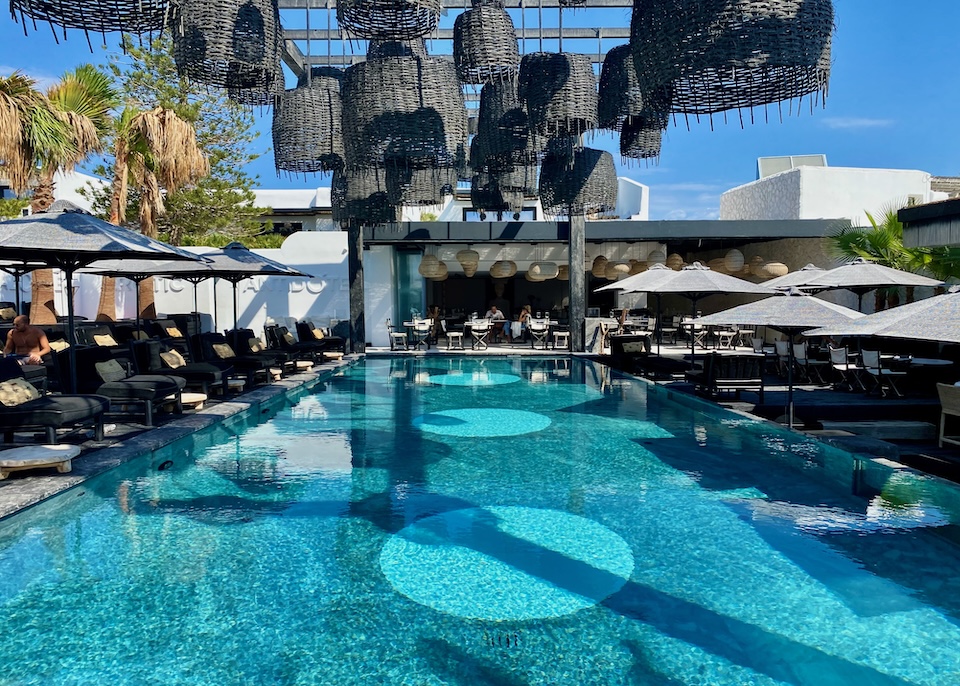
left=2, top=0, right=959, bottom=220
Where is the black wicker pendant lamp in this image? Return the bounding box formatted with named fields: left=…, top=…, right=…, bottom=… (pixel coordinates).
left=539, top=147, right=618, bottom=217
left=630, top=0, right=834, bottom=119
left=519, top=52, right=598, bottom=149
left=10, top=0, right=167, bottom=38
left=337, top=0, right=442, bottom=38
left=453, top=0, right=521, bottom=84
left=273, top=68, right=345, bottom=176
left=171, top=0, right=282, bottom=103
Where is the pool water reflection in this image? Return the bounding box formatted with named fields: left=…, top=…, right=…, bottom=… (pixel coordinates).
left=0, top=357, right=959, bottom=685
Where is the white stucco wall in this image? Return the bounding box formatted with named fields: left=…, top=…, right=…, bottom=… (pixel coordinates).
left=720, top=166, right=947, bottom=226
left=616, top=177, right=650, bottom=220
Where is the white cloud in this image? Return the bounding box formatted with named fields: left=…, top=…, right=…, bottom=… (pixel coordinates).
left=820, top=117, right=894, bottom=131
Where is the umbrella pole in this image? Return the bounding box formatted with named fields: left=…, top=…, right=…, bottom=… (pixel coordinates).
left=787, top=333, right=795, bottom=429
left=14, top=272, right=21, bottom=315
left=655, top=293, right=662, bottom=357
left=233, top=281, right=239, bottom=331
left=131, top=277, right=141, bottom=336
left=213, top=278, right=219, bottom=333
left=193, top=281, right=199, bottom=315
left=689, top=297, right=698, bottom=369
left=65, top=267, right=77, bottom=394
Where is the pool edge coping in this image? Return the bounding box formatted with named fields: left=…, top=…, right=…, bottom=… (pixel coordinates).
left=0, top=355, right=361, bottom=522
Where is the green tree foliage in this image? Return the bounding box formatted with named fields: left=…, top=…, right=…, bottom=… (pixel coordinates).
left=0, top=198, right=29, bottom=218
left=86, top=37, right=271, bottom=245
left=827, top=199, right=960, bottom=309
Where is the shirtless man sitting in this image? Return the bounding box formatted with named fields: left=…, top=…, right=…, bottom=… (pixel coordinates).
left=4, top=316, right=52, bottom=365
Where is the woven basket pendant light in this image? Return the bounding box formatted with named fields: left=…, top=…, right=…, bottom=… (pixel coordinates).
left=11, top=0, right=166, bottom=35
left=591, top=255, right=609, bottom=278
left=387, top=166, right=458, bottom=206
left=172, top=0, right=281, bottom=96
left=539, top=147, right=618, bottom=217
left=273, top=68, right=345, bottom=175
left=453, top=0, right=520, bottom=84
left=336, top=166, right=399, bottom=224
left=472, top=80, right=532, bottom=173
left=490, top=260, right=518, bottom=278
left=519, top=53, right=598, bottom=142
left=457, top=247, right=481, bottom=277
left=342, top=53, right=468, bottom=171
left=631, top=0, right=834, bottom=118
left=337, top=0, right=442, bottom=38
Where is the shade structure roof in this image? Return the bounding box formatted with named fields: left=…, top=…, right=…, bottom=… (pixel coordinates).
left=0, top=201, right=201, bottom=270
left=597, top=261, right=774, bottom=298
left=81, top=257, right=216, bottom=282
left=802, top=257, right=943, bottom=291
left=762, top=263, right=828, bottom=291
left=191, top=242, right=312, bottom=282
left=694, top=288, right=864, bottom=334
left=806, top=288, right=960, bottom=343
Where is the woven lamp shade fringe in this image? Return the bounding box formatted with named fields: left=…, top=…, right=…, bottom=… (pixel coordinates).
left=171, top=0, right=282, bottom=96
left=430, top=261, right=449, bottom=281
left=418, top=253, right=440, bottom=277
left=470, top=172, right=528, bottom=213
left=519, top=52, right=598, bottom=142
left=273, top=69, right=345, bottom=175
left=454, top=5, right=520, bottom=84
left=367, top=37, right=427, bottom=58
left=539, top=147, right=618, bottom=217
left=11, top=0, right=166, bottom=34
left=472, top=80, right=534, bottom=172
left=557, top=264, right=570, bottom=280
left=387, top=166, right=458, bottom=206
left=337, top=0, right=442, bottom=38
left=631, top=0, right=834, bottom=119
left=333, top=166, right=399, bottom=224
left=342, top=54, right=468, bottom=170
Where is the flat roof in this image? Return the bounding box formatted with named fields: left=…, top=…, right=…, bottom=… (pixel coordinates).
left=363, top=218, right=844, bottom=244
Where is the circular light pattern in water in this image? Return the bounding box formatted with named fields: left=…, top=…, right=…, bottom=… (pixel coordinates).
left=380, top=506, right=635, bottom=621
left=413, top=408, right=550, bottom=437
left=426, top=372, right=521, bottom=387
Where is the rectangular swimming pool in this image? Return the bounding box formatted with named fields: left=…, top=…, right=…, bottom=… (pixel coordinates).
left=1, top=356, right=959, bottom=685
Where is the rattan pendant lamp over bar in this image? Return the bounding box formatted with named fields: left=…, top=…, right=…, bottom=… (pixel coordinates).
left=519, top=52, right=598, bottom=141
left=273, top=68, right=345, bottom=175
left=10, top=0, right=167, bottom=36
left=453, top=0, right=521, bottom=84
left=171, top=0, right=282, bottom=97
left=630, top=0, right=834, bottom=117
left=539, top=147, right=618, bottom=217
left=337, top=0, right=442, bottom=38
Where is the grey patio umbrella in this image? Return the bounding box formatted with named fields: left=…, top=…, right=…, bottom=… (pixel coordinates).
left=695, top=288, right=864, bottom=427
left=0, top=259, right=44, bottom=315
left=595, top=264, right=676, bottom=352
left=0, top=201, right=203, bottom=391
left=82, top=258, right=216, bottom=334
left=802, top=257, right=943, bottom=312
left=762, top=263, right=828, bottom=291
left=191, top=242, right=312, bottom=331
left=807, top=287, right=960, bottom=344
left=601, top=262, right=774, bottom=364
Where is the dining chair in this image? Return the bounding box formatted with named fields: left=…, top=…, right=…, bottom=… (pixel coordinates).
left=829, top=346, right=866, bottom=391
left=385, top=319, right=408, bottom=351
left=470, top=319, right=491, bottom=350
left=412, top=319, right=432, bottom=350
left=529, top=319, right=550, bottom=350
left=792, top=342, right=828, bottom=384
left=861, top=349, right=907, bottom=398
left=441, top=319, right=464, bottom=350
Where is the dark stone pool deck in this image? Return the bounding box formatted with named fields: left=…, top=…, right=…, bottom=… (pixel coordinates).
left=0, top=355, right=357, bottom=521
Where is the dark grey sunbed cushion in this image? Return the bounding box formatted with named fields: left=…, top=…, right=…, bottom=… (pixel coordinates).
left=98, top=376, right=185, bottom=401
left=0, top=394, right=110, bottom=428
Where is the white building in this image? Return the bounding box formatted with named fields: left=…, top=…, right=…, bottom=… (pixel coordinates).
left=720, top=157, right=950, bottom=226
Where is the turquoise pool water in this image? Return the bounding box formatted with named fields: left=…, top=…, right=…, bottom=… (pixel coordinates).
left=2, top=357, right=960, bottom=685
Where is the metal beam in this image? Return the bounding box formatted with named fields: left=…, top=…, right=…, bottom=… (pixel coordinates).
left=283, top=27, right=630, bottom=40
left=293, top=52, right=608, bottom=66
left=278, top=0, right=632, bottom=7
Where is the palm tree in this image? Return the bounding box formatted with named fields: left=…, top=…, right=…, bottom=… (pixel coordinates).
left=38, top=66, right=118, bottom=321
left=110, top=105, right=208, bottom=319
left=0, top=73, right=75, bottom=324
left=827, top=200, right=932, bottom=310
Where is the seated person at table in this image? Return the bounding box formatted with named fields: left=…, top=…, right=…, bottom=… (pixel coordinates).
left=427, top=305, right=441, bottom=343
left=4, top=315, right=51, bottom=364
left=485, top=304, right=506, bottom=342
left=506, top=305, right=532, bottom=343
